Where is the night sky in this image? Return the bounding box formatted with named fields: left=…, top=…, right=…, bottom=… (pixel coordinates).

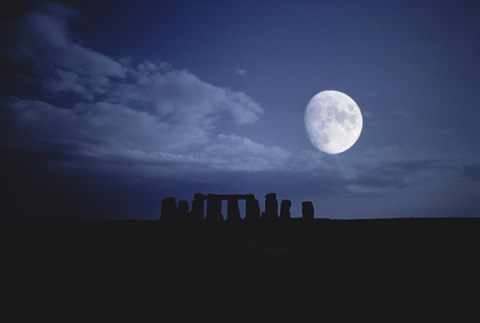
left=1, top=0, right=479, bottom=219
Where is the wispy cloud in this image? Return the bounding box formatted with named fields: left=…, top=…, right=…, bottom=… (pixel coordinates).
left=235, top=68, right=246, bottom=76
left=391, top=109, right=410, bottom=118
left=3, top=4, right=284, bottom=173
left=463, top=162, right=480, bottom=182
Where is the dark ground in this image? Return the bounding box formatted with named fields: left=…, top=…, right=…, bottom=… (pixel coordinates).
left=2, top=218, right=480, bottom=322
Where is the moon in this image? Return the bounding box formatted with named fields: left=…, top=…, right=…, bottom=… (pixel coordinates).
left=304, top=90, right=363, bottom=154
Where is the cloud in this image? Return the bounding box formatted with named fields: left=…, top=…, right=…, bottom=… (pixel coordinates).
left=11, top=6, right=125, bottom=100
left=5, top=98, right=208, bottom=152
left=391, top=109, right=410, bottom=118
left=235, top=69, right=246, bottom=76
left=5, top=95, right=281, bottom=170
left=110, top=63, right=262, bottom=126
left=9, top=3, right=263, bottom=123
left=3, top=3, right=279, bottom=174
left=463, top=162, right=480, bottom=182
left=203, top=134, right=289, bottom=171
left=342, top=159, right=439, bottom=194
left=361, top=110, right=375, bottom=119
left=282, top=147, right=473, bottom=199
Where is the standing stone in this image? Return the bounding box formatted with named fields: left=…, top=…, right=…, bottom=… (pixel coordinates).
left=227, top=198, right=241, bottom=223
left=302, top=201, right=314, bottom=220
left=263, top=193, right=279, bottom=222
left=178, top=200, right=189, bottom=223
left=280, top=199, right=292, bottom=221
left=206, top=197, right=223, bottom=223
left=160, top=197, right=177, bottom=223
left=245, top=197, right=261, bottom=223
left=190, top=193, right=205, bottom=223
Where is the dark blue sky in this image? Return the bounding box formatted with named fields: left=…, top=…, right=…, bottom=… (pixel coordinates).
left=1, top=0, right=479, bottom=219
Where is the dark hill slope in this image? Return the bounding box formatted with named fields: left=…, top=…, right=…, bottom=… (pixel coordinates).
left=3, top=218, right=480, bottom=322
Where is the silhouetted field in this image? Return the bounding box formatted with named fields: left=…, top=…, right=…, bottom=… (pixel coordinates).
left=3, top=218, right=480, bottom=322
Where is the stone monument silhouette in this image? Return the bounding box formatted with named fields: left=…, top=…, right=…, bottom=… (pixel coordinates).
left=280, top=199, right=292, bottom=221
left=262, top=193, right=279, bottom=222
left=245, top=197, right=261, bottom=223
left=302, top=201, right=314, bottom=220
left=190, top=193, right=205, bottom=224
left=160, top=197, right=177, bottom=223
left=160, top=193, right=315, bottom=224
left=177, top=200, right=189, bottom=222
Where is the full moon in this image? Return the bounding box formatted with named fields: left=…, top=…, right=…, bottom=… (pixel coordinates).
left=304, top=90, right=363, bottom=154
